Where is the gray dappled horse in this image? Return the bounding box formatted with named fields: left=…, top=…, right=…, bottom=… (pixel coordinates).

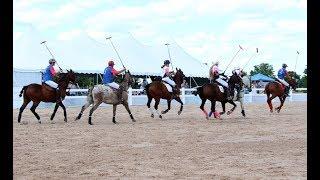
left=212, top=73, right=251, bottom=117
left=75, top=71, right=135, bottom=125
left=221, top=74, right=251, bottom=117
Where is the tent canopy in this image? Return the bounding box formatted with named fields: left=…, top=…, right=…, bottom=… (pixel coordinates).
left=250, top=73, right=274, bottom=81
left=13, top=28, right=208, bottom=77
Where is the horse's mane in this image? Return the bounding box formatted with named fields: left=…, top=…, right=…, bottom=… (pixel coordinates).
left=57, top=73, right=67, bottom=83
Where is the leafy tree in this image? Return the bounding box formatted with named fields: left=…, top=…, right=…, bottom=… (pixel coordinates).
left=299, top=67, right=307, bottom=88
left=287, top=71, right=300, bottom=80
left=76, top=76, right=94, bottom=88
left=250, top=63, right=275, bottom=78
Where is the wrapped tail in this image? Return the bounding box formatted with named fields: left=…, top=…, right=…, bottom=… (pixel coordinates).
left=144, top=83, right=150, bottom=96
left=87, top=86, right=94, bottom=102
left=19, top=86, right=28, bottom=97
left=192, top=86, right=203, bottom=96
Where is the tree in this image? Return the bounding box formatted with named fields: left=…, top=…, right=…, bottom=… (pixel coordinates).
left=298, top=67, right=307, bottom=88
left=76, top=76, right=94, bottom=88
left=287, top=71, right=300, bottom=81
left=250, top=63, right=275, bottom=77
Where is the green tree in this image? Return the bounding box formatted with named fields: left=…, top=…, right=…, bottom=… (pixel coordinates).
left=298, top=67, right=307, bottom=88
left=287, top=71, right=300, bottom=80
left=250, top=63, right=275, bottom=77
left=76, top=76, right=94, bottom=88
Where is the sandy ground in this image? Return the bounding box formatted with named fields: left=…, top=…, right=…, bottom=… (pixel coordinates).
left=13, top=101, right=307, bottom=179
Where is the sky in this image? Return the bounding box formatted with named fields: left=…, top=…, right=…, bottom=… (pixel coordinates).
left=13, top=0, right=307, bottom=76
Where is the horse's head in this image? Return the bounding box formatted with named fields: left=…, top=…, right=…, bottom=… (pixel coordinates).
left=58, top=69, right=76, bottom=84
left=173, top=68, right=185, bottom=89
left=228, top=72, right=243, bottom=90
left=287, top=75, right=297, bottom=90
left=123, top=70, right=134, bottom=87
left=242, top=75, right=252, bottom=92
left=56, top=69, right=76, bottom=90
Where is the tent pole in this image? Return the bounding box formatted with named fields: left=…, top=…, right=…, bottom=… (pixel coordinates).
left=190, top=77, right=192, bottom=88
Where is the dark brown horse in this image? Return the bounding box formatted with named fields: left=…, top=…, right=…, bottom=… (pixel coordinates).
left=18, top=70, right=76, bottom=123
left=145, top=68, right=185, bottom=118
left=265, top=76, right=297, bottom=113
left=193, top=73, right=243, bottom=119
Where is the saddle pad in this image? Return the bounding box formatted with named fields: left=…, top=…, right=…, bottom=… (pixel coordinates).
left=218, top=85, right=224, bottom=93
left=163, top=83, right=173, bottom=92
left=92, top=84, right=113, bottom=94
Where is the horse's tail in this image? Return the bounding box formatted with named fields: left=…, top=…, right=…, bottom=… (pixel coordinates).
left=144, top=83, right=151, bottom=96
left=19, top=86, right=28, bottom=97
left=192, top=86, right=203, bottom=97
left=87, top=86, right=94, bottom=102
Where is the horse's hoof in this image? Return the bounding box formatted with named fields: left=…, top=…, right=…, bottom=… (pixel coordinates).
left=159, top=115, right=162, bottom=119
left=219, top=112, right=225, bottom=115
left=161, top=110, right=165, bottom=114
left=151, top=114, right=154, bottom=118
left=205, top=116, right=209, bottom=120
left=178, top=111, right=182, bottom=115
left=38, top=121, right=41, bottom=124
left=113, top=121, right=117, bottom=124
left=89, top=122, right=93, bottom=125
left=132, top=119, right=136, bottom=122
left=227, top=111, right=231, bottom=115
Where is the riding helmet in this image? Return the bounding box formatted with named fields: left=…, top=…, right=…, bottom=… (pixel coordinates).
left=108, top=60, right=115, bottom=66
left=164, top=60, right=170, bottom=65
left=282, top=63, right=288, bottom=68
left=49, top=59, right=56, bottom=64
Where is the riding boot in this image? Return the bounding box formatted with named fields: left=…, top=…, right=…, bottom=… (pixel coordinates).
left=116, top=86, right=124, bottom=103
left=55, top=88, right=61, bottom=102
left=285, top=86, right=290, bottom=97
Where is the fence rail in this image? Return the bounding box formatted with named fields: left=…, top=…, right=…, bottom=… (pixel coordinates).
left=13, top=87, right=307, bottom=109
left=66, top=87, right=307, bottom=106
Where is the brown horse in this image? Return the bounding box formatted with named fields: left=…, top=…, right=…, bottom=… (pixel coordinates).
left=265, top=76, right=297, bottom=113
left=18, top=70, right=76, bottom=123
left=193, top=73, right=243, bottom=119
left=145, top=68, right=185, bottom=118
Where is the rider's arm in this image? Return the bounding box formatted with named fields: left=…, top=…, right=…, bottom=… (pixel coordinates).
left=112, top=68, right=125, bottom=76
left=50, top=66, right=56, bottom=76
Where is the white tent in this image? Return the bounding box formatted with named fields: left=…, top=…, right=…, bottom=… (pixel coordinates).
left=13, top=28, right=208, bottom=78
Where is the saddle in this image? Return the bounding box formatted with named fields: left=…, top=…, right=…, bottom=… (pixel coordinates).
left=42, top=83, right=56, bottom=92
left=275, top=79, right=286, bottom=91
left=42, top=83, right=63, bottom=101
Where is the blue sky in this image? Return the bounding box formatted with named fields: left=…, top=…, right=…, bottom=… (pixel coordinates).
left=13, top=0, right=307, bottom=76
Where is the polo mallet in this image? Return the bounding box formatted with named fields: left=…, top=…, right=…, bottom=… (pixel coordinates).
left=294, top=50, right=300, bottom=72
left=165, top=43, right=174, bottom=71
left=40, top=41, right=63, bottom=71
left=242, top=47, right=259, bottom=71
left=223, top=45, right=244, bottom=74
left=106, top=36, right=126, bottom=69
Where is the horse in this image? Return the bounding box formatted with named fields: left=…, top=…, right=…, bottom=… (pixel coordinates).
left=235, top=75, right=252, bottom=117
left=75, top=70, right=135, bottom=125
left=145, top=68, right=185, bottom=118
left=192, top=72, right=243, bottom=119
left=265, top=75, right=297, bottom=113
left=18, top=69, right=76, bottom=123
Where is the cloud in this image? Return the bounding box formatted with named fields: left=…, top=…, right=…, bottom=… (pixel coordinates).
left=13, top=0, right=103, bottom=29
left=57, top=29, right=82, bottom=41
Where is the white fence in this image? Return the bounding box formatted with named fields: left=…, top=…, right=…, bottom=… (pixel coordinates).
left=13, top=87, right=307, bottom=109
